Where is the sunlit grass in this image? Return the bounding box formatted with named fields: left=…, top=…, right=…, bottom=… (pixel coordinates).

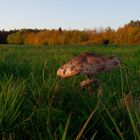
left=0, top=44, right=140, bottom=139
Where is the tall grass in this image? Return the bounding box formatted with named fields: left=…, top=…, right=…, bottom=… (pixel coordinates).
left=0, top=44, right=140, bottom=139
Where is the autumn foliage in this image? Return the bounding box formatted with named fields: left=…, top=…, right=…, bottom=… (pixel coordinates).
left=1, top=20, right=140, bottom=45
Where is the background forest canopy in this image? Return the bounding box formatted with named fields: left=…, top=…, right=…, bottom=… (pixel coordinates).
left=1, top=20, right=140, bottom=45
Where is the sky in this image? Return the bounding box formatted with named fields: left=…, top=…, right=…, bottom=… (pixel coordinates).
left=0, top=0, right=140, bottom=30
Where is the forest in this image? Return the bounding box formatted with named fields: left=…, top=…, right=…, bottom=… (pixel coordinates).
left=0, top=20, right=140, bottom=45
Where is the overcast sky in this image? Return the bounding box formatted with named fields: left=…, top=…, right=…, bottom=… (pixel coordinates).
left=0, top=0, right=140, bottom=30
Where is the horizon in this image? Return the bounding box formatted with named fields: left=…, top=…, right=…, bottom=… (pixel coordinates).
left=0, top=0, right=140, bottom=31
left=0, top=20, right=135, bottom=32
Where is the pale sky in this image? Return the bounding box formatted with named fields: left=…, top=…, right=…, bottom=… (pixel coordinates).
left=0, top=0, right=140, bottom=30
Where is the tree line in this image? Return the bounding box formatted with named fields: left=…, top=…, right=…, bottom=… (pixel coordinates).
left=1, top=20, right=140, bottom=45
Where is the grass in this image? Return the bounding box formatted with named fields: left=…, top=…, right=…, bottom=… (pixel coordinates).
left=0, top=44, right=140, bottom=140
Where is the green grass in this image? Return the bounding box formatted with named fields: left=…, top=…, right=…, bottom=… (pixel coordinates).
left=0, top=44, right=140, bottom=140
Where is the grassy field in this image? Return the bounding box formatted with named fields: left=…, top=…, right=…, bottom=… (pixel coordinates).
left=0, top=44, right=140, bottom=140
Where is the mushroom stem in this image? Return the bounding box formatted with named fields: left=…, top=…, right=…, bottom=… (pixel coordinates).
left=87, top=85, right=93, bottom=96
left=80, top=78, right=97, bottom=96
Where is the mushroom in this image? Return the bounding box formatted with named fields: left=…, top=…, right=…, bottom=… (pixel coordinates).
left=80, top=79, right=98, bottom=96
left=57, top=52, right=120, bottom=95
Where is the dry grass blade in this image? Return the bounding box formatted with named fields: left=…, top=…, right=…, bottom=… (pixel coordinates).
left=76, top=100, right=100, bottom=140
left=101, top=102, right=124, bottom=140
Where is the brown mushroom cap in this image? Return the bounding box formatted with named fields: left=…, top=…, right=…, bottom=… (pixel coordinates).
left=80, top=79, right=96, bottom=87
left=57, top=52, right=120, bottom=78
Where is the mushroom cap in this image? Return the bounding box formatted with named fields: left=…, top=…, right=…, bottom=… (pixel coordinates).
left=80, top=79, right=96, bottom=87
left=57, top=52, right=120, bottom=78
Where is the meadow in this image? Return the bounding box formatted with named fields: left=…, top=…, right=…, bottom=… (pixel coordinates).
left=0, top=44, right=140, bottom=140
